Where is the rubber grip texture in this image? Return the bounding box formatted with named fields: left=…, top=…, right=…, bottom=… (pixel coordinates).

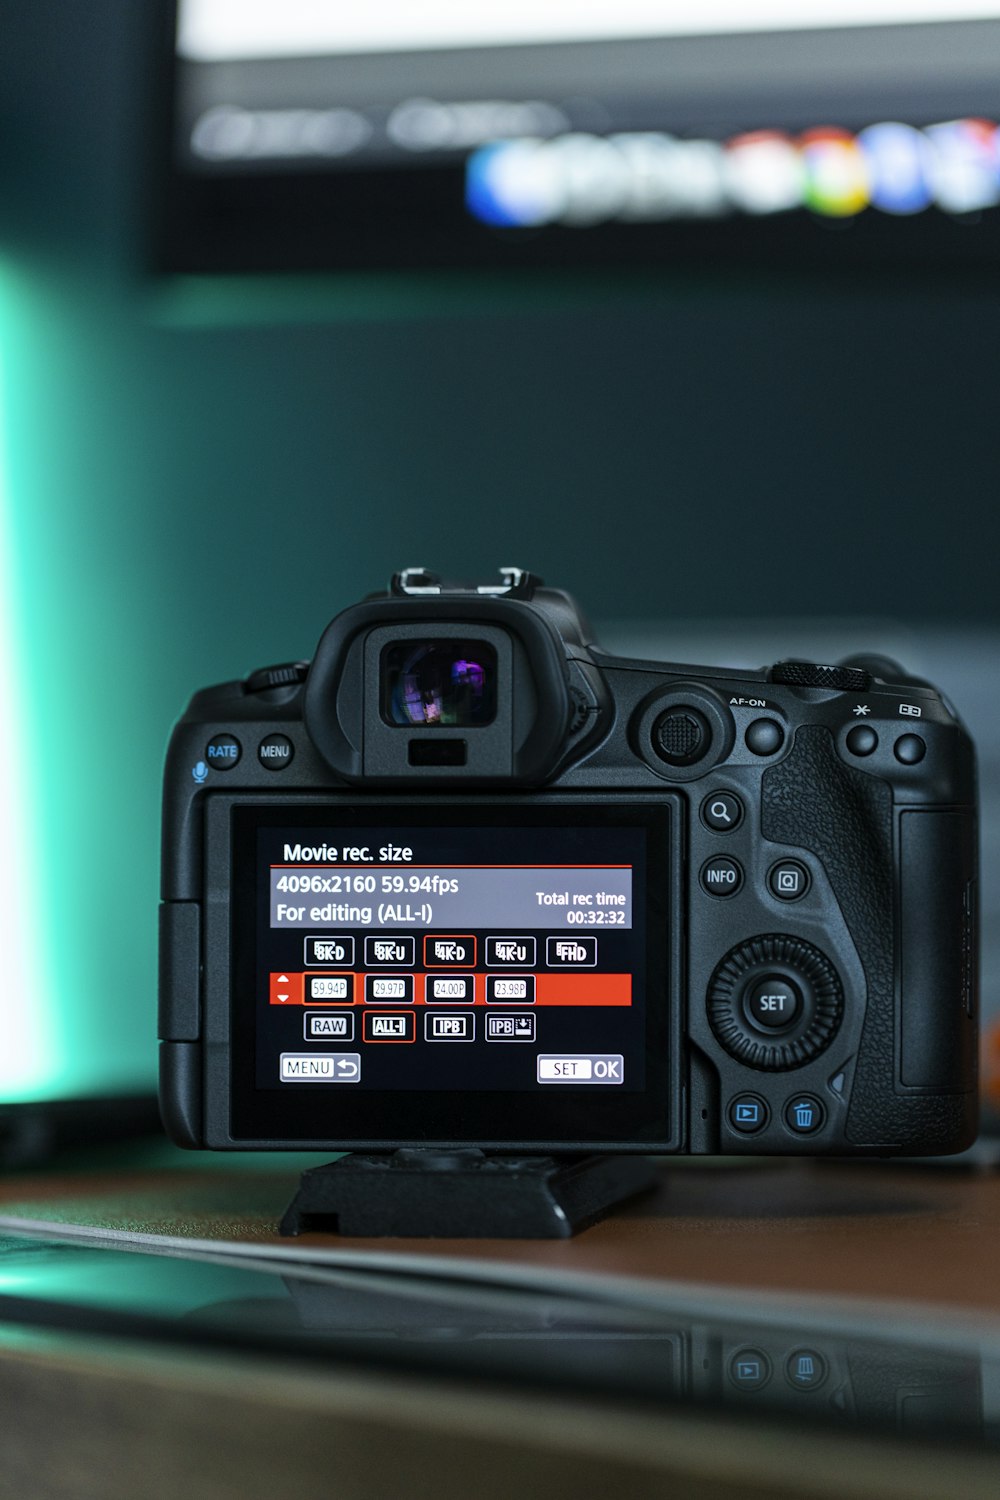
left=761, top=726, right=973, bottom=1150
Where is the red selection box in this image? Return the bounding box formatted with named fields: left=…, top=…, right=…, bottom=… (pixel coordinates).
left=363, top=1011, right=416, bottom=1043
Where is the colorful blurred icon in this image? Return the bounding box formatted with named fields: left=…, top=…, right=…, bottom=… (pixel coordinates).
left=724, top=132, right=805, bottom=215
left=467, top=115, right=1000, bottom=228
left=857, top=122, right=933, bottom=215
left=799, top=128, right=870, bottom=217
left=924, top=118, right=1000, bottom=214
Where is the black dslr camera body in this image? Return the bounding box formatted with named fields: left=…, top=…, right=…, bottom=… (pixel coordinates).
left=160, top=569, right=978, bottom=1157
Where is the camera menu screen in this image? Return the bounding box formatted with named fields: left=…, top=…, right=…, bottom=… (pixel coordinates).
left=249, top=818, right=651, bottom=1095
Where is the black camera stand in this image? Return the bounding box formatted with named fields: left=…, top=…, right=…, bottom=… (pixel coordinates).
left=279, top=1150, right=659, bottom=1239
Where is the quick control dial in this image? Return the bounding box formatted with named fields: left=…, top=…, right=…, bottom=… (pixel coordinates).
left=707, top=935, right=843, bottom=1070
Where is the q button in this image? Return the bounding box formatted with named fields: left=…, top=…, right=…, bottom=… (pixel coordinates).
left=701, top=792, right=744, bottom=833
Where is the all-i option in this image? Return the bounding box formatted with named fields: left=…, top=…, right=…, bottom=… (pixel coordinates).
left=363, top=1011, right=415, bottom=1042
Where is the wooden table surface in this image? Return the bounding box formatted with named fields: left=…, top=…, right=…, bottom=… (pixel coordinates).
left=1, top=1156, right=998, bottom=1321
left=2, top=1152, right=1000, bottom=1500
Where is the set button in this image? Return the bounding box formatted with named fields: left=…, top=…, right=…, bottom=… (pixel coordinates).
left=744, top=976, right=802, bottom=1030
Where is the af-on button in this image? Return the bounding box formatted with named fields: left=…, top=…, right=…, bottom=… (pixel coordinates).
left=745, top=719, right=784, bottom=756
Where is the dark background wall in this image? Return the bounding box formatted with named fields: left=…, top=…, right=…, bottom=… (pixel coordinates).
left=5, top=3, right=999, bottom=645
left=1, top=1, right=997, bottom=1097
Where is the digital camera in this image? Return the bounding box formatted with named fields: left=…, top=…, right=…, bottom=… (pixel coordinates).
left=159, top=568, right=978, bottom=1156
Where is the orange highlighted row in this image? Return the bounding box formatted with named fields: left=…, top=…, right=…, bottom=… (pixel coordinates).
left=269, top=971, right=631, bottom=1007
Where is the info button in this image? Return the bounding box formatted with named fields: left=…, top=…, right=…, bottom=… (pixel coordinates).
left=537, top=1054, right=624, bottom=1084
left=700, top=856, right=743, bottom=898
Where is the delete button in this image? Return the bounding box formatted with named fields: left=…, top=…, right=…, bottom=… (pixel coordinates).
left=537, top=1054, right=624, bottom=1084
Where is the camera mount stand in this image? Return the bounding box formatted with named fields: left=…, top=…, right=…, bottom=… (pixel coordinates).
left=279, top=1150, right=659, bottom=1239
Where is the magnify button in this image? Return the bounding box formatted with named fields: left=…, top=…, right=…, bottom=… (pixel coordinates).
left=701, top=792, right=744, bottom=833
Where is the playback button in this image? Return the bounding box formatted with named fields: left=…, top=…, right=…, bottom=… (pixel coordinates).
left=727, top=1094, right=769, bottom=1134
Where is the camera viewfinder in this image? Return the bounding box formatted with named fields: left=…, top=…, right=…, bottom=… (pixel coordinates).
left=382, top=640, right=497, bottom=728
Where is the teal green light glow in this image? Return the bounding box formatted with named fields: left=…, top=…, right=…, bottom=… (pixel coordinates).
left=0, top=268, right=64, bottom=1099
left=0, top=267, right=160, bottom=1103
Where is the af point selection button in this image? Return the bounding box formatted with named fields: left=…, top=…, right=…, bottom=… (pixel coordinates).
left=700, top=856, right=743, bottom=898
left=258, top=734, right=294, bottom=770
left=205, top=733, right=240, bottom=770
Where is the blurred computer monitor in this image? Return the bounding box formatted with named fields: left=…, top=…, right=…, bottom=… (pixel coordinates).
left=160, top=1, right=1000, bottom=272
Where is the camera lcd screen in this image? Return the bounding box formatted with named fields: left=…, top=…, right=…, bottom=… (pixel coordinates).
left=381, top=640, right=497, bottom=728
left=229, top=802, right=674, bottom=1147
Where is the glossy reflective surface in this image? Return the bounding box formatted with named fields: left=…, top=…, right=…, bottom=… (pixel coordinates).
left=1, top=1230, right=998, bottom=1452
